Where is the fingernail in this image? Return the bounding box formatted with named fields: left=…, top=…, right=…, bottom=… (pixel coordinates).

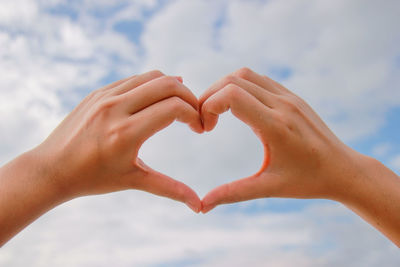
left=186, top=201, right=199, bottom=213
left=201, top=208, right=209, bottom=214
left=201, top=204, right=215, bottom=214
left=175, top=76, right=183, bottom=83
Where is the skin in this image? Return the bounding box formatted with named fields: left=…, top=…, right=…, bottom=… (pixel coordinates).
left=1, top=67, right=399, bottom=248
left=0, top=70, right=203, bottom=246
left=199, top=67, right=400, bottom=247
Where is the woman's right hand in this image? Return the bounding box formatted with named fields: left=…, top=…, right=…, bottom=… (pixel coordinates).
left=200, top=67, right=358, bottom=209
left=200, top=67, right=400, bottom=246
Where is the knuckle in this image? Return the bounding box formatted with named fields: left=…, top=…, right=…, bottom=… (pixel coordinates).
left=291, top=94, right=307, bottom=108
left=90, top=97, right=119, bottom=121
left=270, top=113, right=290, bottom=134
left=149, top=69, right=164, bottom=78
left=173, top=181, right=188, bottom=200
left=223, top=183, right=233, bottom=202
left=107, top=122, right=125, bottom=141
left=105, top=121, right=138, bottom=150
left=221, top=183, right=238, bottom=203
left=159, top=76, right=179, bottom=90
left=279, top=95, right=300, bottom=113
left=106, top=125, right=122, bottom=146
left=235, top=67, right=253, bottom=79
left=224, top=84, right=242, bottom=102
left=98, top=97, right=119, bottom=111
left=222, top=74, right=238, bottom=86
left=169, top=96, right=186, bottom=111
left=87, top=89, right=102, bottom=100
left=87, top=90, right=97, bottom=98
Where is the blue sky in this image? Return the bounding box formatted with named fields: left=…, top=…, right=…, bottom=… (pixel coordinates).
left=0, top=0, right=399, bottom=266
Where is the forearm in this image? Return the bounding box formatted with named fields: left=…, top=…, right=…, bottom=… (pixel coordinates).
left=0, top=150, right=68, bottom=246
left=339, top=153, right=400, bottom=247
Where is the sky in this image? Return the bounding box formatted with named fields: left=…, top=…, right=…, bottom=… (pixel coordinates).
left=0, top=0, right=399, bottom=266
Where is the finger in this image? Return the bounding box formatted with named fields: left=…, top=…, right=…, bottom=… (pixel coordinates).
left=133, top=159, right=201, bottom=213
left=79, top=74, right=138, bottom=108
left=201, top=172, right=277, bottom=213
left=201, top=83, right=276, bottom=132
left=262, top=74, right=292, bottom=94
left=199, top=68, right=282, bottom=107
left=175, top=76, right=183, bottom=83
left=232, top=67, right=287, bottom=95
left=70, top=75, right=138, bottom=121
left=110, top=70, right=165, bottom=95
left=100, top=74, right=137, bottom=92
left=130, top=96, right=203, bottom=144
left=199, top=73, right=277, bottom=110
left=120, top=75, right=199, bottom=114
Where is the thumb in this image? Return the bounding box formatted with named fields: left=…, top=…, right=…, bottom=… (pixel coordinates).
left=201, top=172, right=279, bottom=213
left=133, top=158, right=201, bottom=213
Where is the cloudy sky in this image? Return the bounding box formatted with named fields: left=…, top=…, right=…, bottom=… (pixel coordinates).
left=0, top=0, right=400, bottom=266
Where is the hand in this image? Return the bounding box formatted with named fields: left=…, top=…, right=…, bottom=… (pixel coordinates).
left=199, top=67, right=400, bottom=247
left=33, top=70, right=203, bottom=212
left=0, top=70, right=205, bottom=245
left=199, top=67, right=365, bottom=213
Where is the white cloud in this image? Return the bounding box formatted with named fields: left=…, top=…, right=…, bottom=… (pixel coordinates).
left=139, top=115, right=264, bottom=196
left=0, top=0, right=39, bottom=28
left=372, top=142, right=392, bottom=157
left=140, top=0, right=400, bottom=141
left=0, top=0, right=141, bottom=163
left=0, top=0, right=400, bottom=266
left=1, top=194, right=399, bottom=266
left=389, top=154, right=400, bottom=172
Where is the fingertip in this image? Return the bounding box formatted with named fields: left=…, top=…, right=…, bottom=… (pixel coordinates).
left=183, top=186, right=202, bottom=213
left=198, top=94, right=207, bottom=108
left=201, top=203, right=216, bottom=214
left=167, top=76, right=198, bottom=111
left=186, top=202, right=200, bottom=213
left=173, top=99, right=202, bottom=134
left=186, top=197, right=202, bottom=213
left=200, top=94, right=222, bottom=132
left=201, top=194, right=217, bottom=213
left=187, top=111, right=204, bottom=134
left=191, top=124, right=205, bottom=134
left=202, top=111, right=218, bottom=132
left=174, top=76, right=183, bottom=83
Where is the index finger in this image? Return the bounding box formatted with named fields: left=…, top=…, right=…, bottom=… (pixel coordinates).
left=200, top=83, right=276, bottom=132
left=199, top=67, right=281, bottom=108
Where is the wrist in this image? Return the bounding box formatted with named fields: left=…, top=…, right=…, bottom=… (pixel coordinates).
left=325, top=146, right=375, bottom=204
left=337, top=150, right=400, bottom=205
left=21, top=148, right=73, bottom=204
left=331, top=149, right=400, bottom=246
left=330, top=146, right=398, bottom=209
left=0, top=149, right=70, bottom=245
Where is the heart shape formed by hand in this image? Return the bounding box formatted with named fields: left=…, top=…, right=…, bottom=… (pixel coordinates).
left=140, top=111, right=265, bottom=213
left=145, top=67, right=340, bottom=214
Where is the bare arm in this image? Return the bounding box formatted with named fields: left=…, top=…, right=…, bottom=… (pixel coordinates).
left=0, top=71, right=203, bottom=246
left=199, top=67, right=400, bottom=247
